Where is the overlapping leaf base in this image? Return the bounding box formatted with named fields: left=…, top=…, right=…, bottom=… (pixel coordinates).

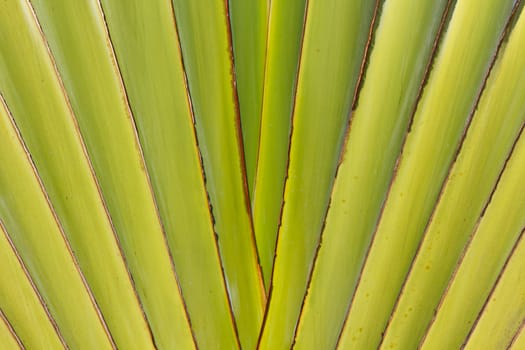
left=0, top=0, right=524, bottom=349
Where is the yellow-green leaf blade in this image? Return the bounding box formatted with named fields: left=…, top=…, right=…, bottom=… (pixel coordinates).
left=252, top=0, right=308, bottom=287
left=258, top=1, right=378, bottom=348
left=292, top=1, right=450, bottom=348
left=463, top=231, right=525, bottom=349
left=0, top=97, right=113, bottom=349
left=338, top=0, right=517, bottom=348
left=0, top=310, right=22, bottom=350
left=229, top=0, right=268, bottom=198
left=421, top=132, right=525, bottom=350
left=26, top=0, right=196, bottom=347
left=380, top=8, right=525, bottom=348
left=509, top=323, right=525, bottom=350
left=98, top=0, right=240, bottom=347
left=0, top=221, right=64, bottom=349
left=171, top=1, right=266, bottom=348
left=0, top=1, right=168, bottom=345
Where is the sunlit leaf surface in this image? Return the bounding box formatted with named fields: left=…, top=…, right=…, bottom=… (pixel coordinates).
left=0, top=0, right=524, bottom=349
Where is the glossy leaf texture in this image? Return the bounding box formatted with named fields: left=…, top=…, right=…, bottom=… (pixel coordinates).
left=20, top=0, right=196, bottom=347
left=170, top=1, right=266, bottom=348
left=509, top=323, right=525, bottom=350
left=0, top=90, right=114, bottom=349
left=337, top=0, right=519, bottom=348
left=460, top=130, right=525, bottom=350
left=229, top=0, right=268, bottom=198
left=99, top=0, right=240, bottom=347
left=252, top=0, right=308, bottom=288
left=258, top=1, right=380, bottom=347
left=0, top=310, right=21, bottom=350
left=0, top=219, right=65, bottom=349
left=292, top=0, right=451, bottom=348
left=381, top=6, right=525, bottom=348
left=1, top=0, right=524, bottom=349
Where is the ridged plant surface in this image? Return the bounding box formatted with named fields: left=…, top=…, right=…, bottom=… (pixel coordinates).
left=0, top=0, right=524, bottom=349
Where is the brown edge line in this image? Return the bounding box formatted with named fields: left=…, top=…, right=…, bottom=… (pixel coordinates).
left=168, top=1, right=242, bottom=348
left=0, top=305, right=25, bottom=349
left=256, top=0, right=310, bottom=347
left=2, top=94, right=94, bottom=350
left=506, top=316, right=525, bottom=349
left=418, top=122, right=525, bottom=349
left=224, top=0, right=268, bottom=303
left=226, top=0, right=263, bottom=201
left=290, top=0, right=383, bottom=348
left=251, top=0, right=273, bottom=291
left=12, top=10, right=126, bottom=336
left=0, top=97, right=69, bottom=350
left=85, top=1, right=159, bottom=346
left=334, top=0, right=456, bottom=347
left=377, top=2, right=522, bottom=348
left=94, top=1, right=199, bottom=348
left=22, top=0, right=126, bottom=347
left=460, top=225, right=525, bottom=349
left=251, top=0, right=272, bottom=217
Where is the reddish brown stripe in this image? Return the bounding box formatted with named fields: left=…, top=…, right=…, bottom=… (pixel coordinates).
left=256, top=0, right=311, bottom=346
left=19, top=1, right=127, bottom=347
left=418, top=122, right=525, bottom=349
left=0, top=219, right=67, bottom=349
left=0, top=307, right=25, bottom=349
left=335, top=0, right=456, bottom=347
left=252, top=0, right=272, bottom=201
left=291, top=0, right=383, bottom=347
left=378, top=3, right=522, bottom=348
left=168, top=1, right=242, bottom=348
left=82, top=2, right=163, bottom=346
left=0, top=96, right=70, bottom=350
left=460, top=226, right=525, bottom=349
left=506, top=317, right=525, bottom=349
left=223, top=0, right=267, bottom=302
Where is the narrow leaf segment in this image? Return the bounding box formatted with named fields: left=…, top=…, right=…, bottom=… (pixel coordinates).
left=171, top=1, right=266, bottom=348
left=421, top=133, right=525, bottom=350
left=460, top=143, right=525, bottom=349
left=99, top=0, right=241, bottom=347
left=509, top=322, right=525, bottom=350
left=23, top=0, right=196, bottom=347
left=381, top=6, right=525, bottom=348
left=337, top=0, right=518, bottom=348
left=252, top=0, right=308, bottom=287
left=229, top=0, right=268, bottom=198
left=292, top=1, right=450, bottom=348
left=258, top=1, right=379, bottom=348
left=0, top=219, right=65, bottom=349
left=0, top=310, right=22, bottom=350
left=0, top=94, right=113, bottom=348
